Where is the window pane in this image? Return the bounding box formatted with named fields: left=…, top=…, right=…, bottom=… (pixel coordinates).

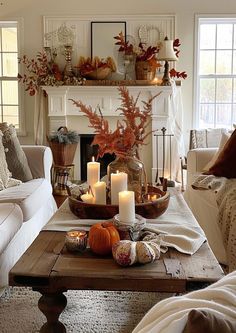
left=0, top=54, right=2, bottom=76
left=2, top=28, right=17, bottom=52
left=216, top=50, right=232, bottom=74
left=234, top=79, right=236, bottom=102
left=233, top=104, right=236, bottom=124
left=200, top=24, right=216, bottom=49
left=233, top=51, right=236, bottom=74
left=234, top=25, right=236, bottom=49
left=2, top=81, right=18, bottom=104
left=216, top=78, right=232, bottom=103
left=199, top=104, right=215, bottom=128
left=199, top=50, right=215, bottom=74
left=2, top=53, right=18, bottom=76
left=2, top=105, right=19, bottom=127
left=200, top=78, right=215, bottom=102
left=216, top=104, right=232, bottom=127
left=217, top=24, right=233, bottom=49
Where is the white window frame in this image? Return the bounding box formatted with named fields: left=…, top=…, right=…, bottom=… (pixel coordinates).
left=0, top=18, right=25, bottom=135
left=194, top=14, right=236, bottom=129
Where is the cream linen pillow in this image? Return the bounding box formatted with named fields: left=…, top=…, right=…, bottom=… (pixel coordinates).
left=0, top=131, right=21, bottom=191
left=0, top=123, right=33, bottom=182
left=203, top=132, right=231, bottom=172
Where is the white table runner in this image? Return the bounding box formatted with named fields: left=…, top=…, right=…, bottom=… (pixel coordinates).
left=44, top=189, right=206, bottom=255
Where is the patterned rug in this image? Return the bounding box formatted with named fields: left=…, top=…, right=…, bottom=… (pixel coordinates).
left=0, top=287, right=173, bottom=333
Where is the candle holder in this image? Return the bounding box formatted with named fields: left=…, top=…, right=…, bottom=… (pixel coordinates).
left=112, top=214, right=146, bottom=241
left=65, top=229, right=88, bottom=252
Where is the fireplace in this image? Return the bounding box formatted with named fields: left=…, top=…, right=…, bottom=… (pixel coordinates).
left=44, top=84, right=183, bottom=183
left=80, top=134, right=115, bottom=181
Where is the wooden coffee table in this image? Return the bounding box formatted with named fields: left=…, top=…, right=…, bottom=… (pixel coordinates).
left=9, top=191, right=224, bottom=333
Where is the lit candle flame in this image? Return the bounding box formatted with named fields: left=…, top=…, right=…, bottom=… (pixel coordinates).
left=92, top=156, right=95, bottom=162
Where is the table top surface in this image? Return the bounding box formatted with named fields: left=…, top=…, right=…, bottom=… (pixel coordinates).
left=9, top=189, right=224, bottom=294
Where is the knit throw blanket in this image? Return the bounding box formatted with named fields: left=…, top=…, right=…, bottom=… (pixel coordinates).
left=192, top=175, right=236, bottom=272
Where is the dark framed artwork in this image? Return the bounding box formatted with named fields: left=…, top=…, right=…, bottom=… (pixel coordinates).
left=91, top=21, right=126, bottom=59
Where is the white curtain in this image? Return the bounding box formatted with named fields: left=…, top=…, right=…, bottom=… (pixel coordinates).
left=34, top=88, right=48, bottom=145
left=166, top=83, right=185, bottom=182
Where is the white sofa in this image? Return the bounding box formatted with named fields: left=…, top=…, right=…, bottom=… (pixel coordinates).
left=0, top=146, right=57, bottom=293
left=183, top=148, right=227, bottom=265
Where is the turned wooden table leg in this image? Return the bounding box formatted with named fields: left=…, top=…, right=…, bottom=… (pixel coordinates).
left=37, top=291, right=67, bottom=333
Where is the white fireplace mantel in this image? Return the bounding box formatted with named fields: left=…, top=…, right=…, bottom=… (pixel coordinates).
left=43, top=85, right=173, bottom=117
left=43, top=84, right=182, bottom=183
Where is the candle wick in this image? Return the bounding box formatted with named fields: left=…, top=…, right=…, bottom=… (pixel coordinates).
left=89, top=185, right=94, bottom=196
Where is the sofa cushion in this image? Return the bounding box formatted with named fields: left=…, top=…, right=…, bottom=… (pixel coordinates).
left=0, top=178, right=53, bottom=221
left=203, top=132, right=231, bottom=172
left=206, top=129, right=236, bottom=178
left=0, top=130, right=21, bottom=191
left=0, top=203, right=23, bottom=255
left=183, top=309, right=236, bottom=333
left=0, top=123, right=33, bottom=182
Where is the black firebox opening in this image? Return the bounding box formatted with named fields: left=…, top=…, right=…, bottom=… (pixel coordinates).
left=80, top=134, right=115, bottom=181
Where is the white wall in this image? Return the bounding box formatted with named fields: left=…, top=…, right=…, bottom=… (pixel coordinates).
left=1, top=0, right=236, bottom=147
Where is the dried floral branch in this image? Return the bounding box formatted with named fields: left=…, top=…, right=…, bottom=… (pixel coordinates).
left=70, top=87, right=161, bottom=159
left=169, top=68, right=187, bottom=79
left=114, top=32, right=159, bottom=69
left=18, top=51, right=63, bottom=96
left=76, top=56, right=116, bottom=76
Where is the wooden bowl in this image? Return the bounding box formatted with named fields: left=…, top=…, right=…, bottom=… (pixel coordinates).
left=84, top=67, right=111, bottom=80
left=68, top=186, right=170, bottom=220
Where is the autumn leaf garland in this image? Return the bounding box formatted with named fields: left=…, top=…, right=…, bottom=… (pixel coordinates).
left=70, top=86, right=161, bottom=159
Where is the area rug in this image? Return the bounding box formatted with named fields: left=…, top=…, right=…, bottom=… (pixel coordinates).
left=0, top=287, right=174, bottom=333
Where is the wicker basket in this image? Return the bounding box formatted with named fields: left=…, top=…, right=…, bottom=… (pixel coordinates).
left=135, top=61, right=156, bottom=80
left=49, top=141, right=78, bottom=166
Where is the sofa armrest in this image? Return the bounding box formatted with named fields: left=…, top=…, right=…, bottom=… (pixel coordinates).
left=21, top=145, right=52, bottom=182
left=187, top=148, right=217, bottom=185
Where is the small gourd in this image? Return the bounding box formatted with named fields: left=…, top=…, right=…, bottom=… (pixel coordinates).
left=112, top=240, right=160, bottom=267
left=89, top=221, right=120, bottom=256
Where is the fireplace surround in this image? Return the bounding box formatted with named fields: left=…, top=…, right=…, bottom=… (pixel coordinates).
left=44, top=84, right=183, bottom=183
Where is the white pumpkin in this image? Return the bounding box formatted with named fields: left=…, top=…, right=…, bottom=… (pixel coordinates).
left=112, top=240, right=137, bottom=266
left=112, top=240, right=160, bottom=267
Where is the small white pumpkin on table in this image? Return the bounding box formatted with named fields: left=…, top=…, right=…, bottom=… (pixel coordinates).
left=112, top=239, right=161, bottom=267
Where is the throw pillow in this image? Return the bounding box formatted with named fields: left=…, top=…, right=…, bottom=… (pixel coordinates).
left=205, top=129, right=236, bottom=178
left=203, top=131, right=231, bottom=172
left=0, top=130, right=21, bottom=190
left=183, top=309, right=236, bottom=333
left=0, top=123, right=33, bottom=182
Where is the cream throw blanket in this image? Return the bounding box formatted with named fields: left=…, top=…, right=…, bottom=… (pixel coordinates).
left=192, top=175, right=236, bottom=272
left=132, top=270, right=236, bottom=333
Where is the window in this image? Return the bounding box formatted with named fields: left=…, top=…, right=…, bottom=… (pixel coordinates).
left=195, top=16, right=236, bottom=129
left=0, top=21, right=19, bottom=128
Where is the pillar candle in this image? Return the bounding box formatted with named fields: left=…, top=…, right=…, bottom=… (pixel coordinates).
left=118, top=191, right=135, bottom=225
left=111, top=171, right=128, bottom=205
left=94, top=181, right=106, bottom=205
left=87, top=156, right=100, bottom=194
left=81, top=191, right=94, bottom=204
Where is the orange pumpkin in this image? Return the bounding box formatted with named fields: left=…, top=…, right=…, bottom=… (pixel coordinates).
left=88, top=222, right=120, bottom=255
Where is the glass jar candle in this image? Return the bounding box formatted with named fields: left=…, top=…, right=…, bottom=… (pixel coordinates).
left=65, top=230, right=88, bottom=252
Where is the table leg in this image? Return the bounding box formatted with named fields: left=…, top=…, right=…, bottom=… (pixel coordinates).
left=37, top=291, right=67, bottom=333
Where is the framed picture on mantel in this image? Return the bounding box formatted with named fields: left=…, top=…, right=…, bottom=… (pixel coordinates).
left=91, top=21, right=126, bottom=59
